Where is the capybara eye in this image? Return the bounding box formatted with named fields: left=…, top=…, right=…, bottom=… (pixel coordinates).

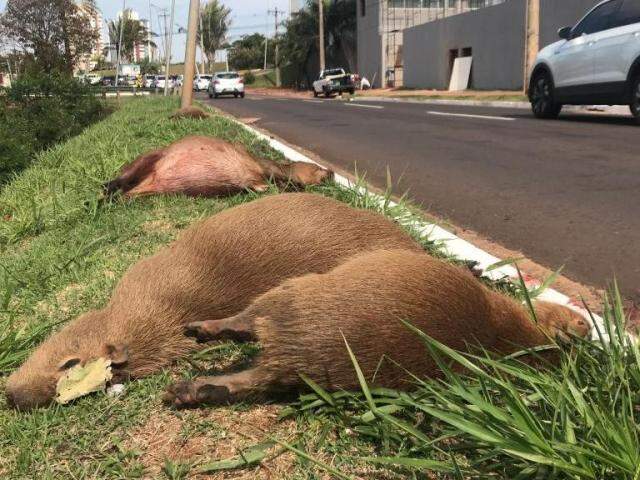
left=58, top=357, right=81, bottom=371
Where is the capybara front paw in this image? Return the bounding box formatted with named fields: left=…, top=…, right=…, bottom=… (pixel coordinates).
left=163, top=380, right=231, bottom=408
left=184, top=321, right=216, bottom=342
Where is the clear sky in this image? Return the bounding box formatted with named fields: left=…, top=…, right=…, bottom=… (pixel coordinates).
left=0, top=0, right=294, bottom=62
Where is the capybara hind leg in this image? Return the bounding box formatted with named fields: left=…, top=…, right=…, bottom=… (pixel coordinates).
left=163, top=369, right=261, bottom=408
left=185, top=314, right=255, bottom=343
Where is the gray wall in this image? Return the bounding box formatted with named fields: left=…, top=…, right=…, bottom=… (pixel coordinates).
left=357, top=0, right=383, bottom=87
left=400, top=0, right=603, bottom=90
left=404, top=0, right=526, bottom=90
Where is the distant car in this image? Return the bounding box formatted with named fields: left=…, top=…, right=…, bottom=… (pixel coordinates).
left=529, top=0, right=640, bottom=122
left=101, top=76, right=116, bottom=86
left=144, top=75, right=157, bottom=88
left=171, top=75, right=184, bottom=87
left=154, top=75, right=168, bottom=89
left=194, top=74, right=213, bottom=91
left=313, top=68, right=355, bottom=97
left=208, top=72, right=245, bottom=99
left=84, top=74, right=102, bottom=85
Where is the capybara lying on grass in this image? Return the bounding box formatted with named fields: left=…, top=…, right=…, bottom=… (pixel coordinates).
left=5, top=194, right=421, bottom=410
left=104, top=136, right=333, bottom=198
left=164, top=249, right=590, bottom=407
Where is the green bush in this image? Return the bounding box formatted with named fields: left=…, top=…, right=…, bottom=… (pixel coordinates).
left=243, top=70, right=256, bottom=85
left=0, top=73, right=106, bottom=185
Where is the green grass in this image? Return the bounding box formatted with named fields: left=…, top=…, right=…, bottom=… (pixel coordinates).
left=1, top=96, right=635, bottom=479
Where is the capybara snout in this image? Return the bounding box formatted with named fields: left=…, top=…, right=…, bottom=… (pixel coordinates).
left=289, top=162, right=334, bottom=186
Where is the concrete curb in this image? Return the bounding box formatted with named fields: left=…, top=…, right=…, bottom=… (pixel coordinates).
left=232, top=117, right=607, bottom=340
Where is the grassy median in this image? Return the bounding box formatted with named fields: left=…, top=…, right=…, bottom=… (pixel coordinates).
left=0, top=96, right=635, bottom=479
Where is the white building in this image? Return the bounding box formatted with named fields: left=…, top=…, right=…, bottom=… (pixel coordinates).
left=75, top=1, right=106, bottom=72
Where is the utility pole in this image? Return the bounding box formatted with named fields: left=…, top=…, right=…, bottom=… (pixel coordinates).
left=181, top=0, right=200, bottom=108
left=318, top=0, right=325, bottom=72
left=147, top=0, right=152, bottom=60
left=164, top=0, right=175, bottom=96
left=523, top=0, right=540, bottom=93
left=199, top=5, right=206, bottom=74
left=115, top=0, right=127, bottom=88
left=267, top=7, right=282, bottom=87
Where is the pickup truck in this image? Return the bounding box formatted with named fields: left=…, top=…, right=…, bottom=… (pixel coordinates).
left=312, top=68, right=355, bottom=97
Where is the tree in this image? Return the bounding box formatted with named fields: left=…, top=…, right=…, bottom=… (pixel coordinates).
left=279, top=0, right=356, bottom=89
left=0, top=0, right=99, bottom=74
left=199, top=0, right=231, bottom=69
left=138, top=57, right=161, bottom=75
left=108, top=9, right=154, bottom=64
left=228, top=33, right=274, bottom=71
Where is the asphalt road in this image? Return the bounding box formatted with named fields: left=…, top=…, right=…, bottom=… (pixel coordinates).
left=202, top=93, right=640, bottom=303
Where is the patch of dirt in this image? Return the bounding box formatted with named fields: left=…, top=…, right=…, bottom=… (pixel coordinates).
left=125, top=405, right=298, bottom=479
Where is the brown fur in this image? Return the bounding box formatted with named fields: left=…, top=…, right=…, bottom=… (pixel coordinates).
left=165, top=249, right=590, bottom=407
left=104, top=136, right=333, bottom=198
left=169, top=106, right=211, bottom=120
left=5, top=194, right=421, bottom=410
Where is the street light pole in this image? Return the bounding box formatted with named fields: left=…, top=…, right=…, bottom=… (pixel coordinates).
left=181, top=0, right=200, bottom=108
left=164, top=0, right=175, bottom=96
left=115, top=0, right=126, bottom=88
left=318, top=0, right=325, bottom=72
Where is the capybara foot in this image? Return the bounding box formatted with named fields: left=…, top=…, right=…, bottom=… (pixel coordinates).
left=185, top=315, right=255, bottom=343
left=535, top=302, right=591, bottom=341
left=163, top=379, right=231, bottom=408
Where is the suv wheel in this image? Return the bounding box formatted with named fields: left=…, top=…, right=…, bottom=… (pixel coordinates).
left=530, top=72, right=562, bottom=119
left=630, top=74, right=640, bottom=124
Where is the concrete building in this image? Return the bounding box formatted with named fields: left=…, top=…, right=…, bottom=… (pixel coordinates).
left=75, top=1, right=105, bottom=72
left=357, top=0, right=601, bottom=90
left=115, top=9, right=158, bottom=63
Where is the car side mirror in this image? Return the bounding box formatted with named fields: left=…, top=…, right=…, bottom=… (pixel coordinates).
left=558, top=26, right=572, bottom=40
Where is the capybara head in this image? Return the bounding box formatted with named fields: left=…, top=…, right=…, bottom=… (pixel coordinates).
left=533, top=301, right=591, bottom=340
left=288, top=162, right=334, bottom=186
left=5, top=311, right=127, bottom=410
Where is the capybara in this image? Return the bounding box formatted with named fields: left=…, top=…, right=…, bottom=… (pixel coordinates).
left=169, top=106, right=211, bottom=120
left=164, top=249, right=590, bottom=407
left=104, top=136, right=333, bottom=198
left=5, top=194, right=421, bottom=410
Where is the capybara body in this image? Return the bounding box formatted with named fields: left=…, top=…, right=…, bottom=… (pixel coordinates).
left=165, top=249, right=590, bottom=407
left=104, top=136, right=333, bottom=198
left=5, top=194, right=421, bottom=410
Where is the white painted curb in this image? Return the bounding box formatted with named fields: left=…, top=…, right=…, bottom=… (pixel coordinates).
left=234, top=118, right=607, bottom=341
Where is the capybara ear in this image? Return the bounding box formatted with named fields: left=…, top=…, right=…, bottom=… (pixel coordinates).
left=57, top=357, right=81, bottom=371
left=104, top=343, right=129, bottom=366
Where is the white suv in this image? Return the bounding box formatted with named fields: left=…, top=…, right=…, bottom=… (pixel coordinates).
left=208, top=72, right=245, bottom=99
left=529, top=0, right=640, bottom=122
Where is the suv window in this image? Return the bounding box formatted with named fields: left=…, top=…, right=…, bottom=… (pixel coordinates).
left=216, top=73, right=239, bottom=79
left=572, top=0, right=623, bottom=37
left=612, top=0, right=640, bottom=27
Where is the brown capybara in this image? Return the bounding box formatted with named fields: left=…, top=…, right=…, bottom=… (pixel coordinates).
left=104, top=136, right=333, bottom=198
left=5, top=194, right=422, bottom=410
left=164, top=249, right=590, bottom=407
left=169, top=106, right=211, bottom=120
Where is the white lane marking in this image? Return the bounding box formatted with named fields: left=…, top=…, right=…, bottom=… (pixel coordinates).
left=344, top=103, right=384, bottom=109
left=427, top=110, right=515, bottom=121
left=303, top=99, right=325, bottom=104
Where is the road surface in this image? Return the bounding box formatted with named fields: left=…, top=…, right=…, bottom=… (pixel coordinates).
left=203, top=93, right=640, bottom=303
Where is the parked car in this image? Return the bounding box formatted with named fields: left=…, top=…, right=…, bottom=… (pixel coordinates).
left=529, top=0, right=640, bottom=122
left=84, top=73, right=102, bottom=85
left=194, top=74, right=213, bottom=91
left=208, top=72, right=245, bottom=98
left=144, top=75, right=157, bottom=88
left=101, top=76, right=116, bottom=87
left=154, top=75, right=168, bottom=89
left=171, top=75, right=184, bottom=87
left=312, top=68, right=355, bottom=97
